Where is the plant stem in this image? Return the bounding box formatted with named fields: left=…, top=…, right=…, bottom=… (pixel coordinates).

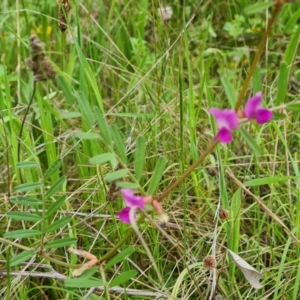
left=234, top=3, right=281, bottom=111
left=156, top=140, right=218, bottom=202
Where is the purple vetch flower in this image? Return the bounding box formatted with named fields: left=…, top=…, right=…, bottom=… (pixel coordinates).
left=209, top=108, right=239, bottom=143
left=244, top=92, right=273, bottom=124
left=117, top=189, right=145, bottom=224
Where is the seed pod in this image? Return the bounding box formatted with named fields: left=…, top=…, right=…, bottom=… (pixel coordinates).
left=58, top=0, right=71, bottom=32
left=203, top=255, right=217, bottom=270
left=26, top=34, right=56, bottom=81
left=219, top=208, right=229, bottom=220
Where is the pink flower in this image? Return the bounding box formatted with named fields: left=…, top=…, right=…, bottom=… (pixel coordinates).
left=117, top=189, right=145, bottom=224
left=209, top=108, right=239, bottom=143
left=244, top=92, right=273, bottom=124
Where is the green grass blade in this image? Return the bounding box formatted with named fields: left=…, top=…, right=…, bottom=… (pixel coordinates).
left=220, top=76, right=236, bottom=108
left=276, top=62, right=288, bottom=105
left=16, top=161, right=38, bottom=169
left=111, top=124, right=127, bottom=163
left=135, top=136, right=145, bottom=181
left=243, top=2, right=273, bottom=15
left=238, top=127, right=264, bottom=155
left=74, top=132, right=101, bottom=140
left=94, top=106, right=112, bottom=146
left=147, top=156, right=167, bottom=195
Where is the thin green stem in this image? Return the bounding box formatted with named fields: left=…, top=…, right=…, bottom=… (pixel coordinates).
left=156, top=140, right=218, bottom=202
left=18, top=81, right=37, bottom=183
left=234, top=4, right=281, bottom=111
left=40, top=253, right=82, bottom=269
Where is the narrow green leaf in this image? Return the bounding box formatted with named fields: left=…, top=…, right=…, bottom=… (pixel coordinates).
left=60, top=112, right=81, bottom=119
left=104, top=169, right=129, bottom=182
left=6, top=212, right=42, bottom=222
left=109, top=270, right=137, bottom=287
left=56, top=74, right=76, bottom=104
left=94, top=107, right=112, bottom=146
left=16, top=161, right=38, bottom=169
left=89, top=153, right=115, bottom=165
left=244, top=2, right=273, bottom=15
left=65, top=278, right=103, bottom=288
left=109, top=112, right=154, bottom=118
left=45, top=195, right=67, bottom=217
left=4, top=230, right=42, bottom=239
left=252, top=67, right=262, bottom=93
left=14, top=182, right=43, bottom=193
left=105, top=246, right=135, bottom=270
left=73, top=40, right=103, bottom=111
left=238, top=128, right=264, bottom=155
left=273, top=112, right=285, bottom=120
left=111, top=124, right=127, bottom=163
left=220, top=76, right=236, bottom=108
left=75, top=92, right=95, bottom=128
left=284, top=25, right=300, bottom=66
left=10, top=197, right=43, bottom=206
left=44, top=238, right=77, bottom=249
left=116, top=182, right=140, bottom=189
left=44, top=216, right=73, bottom=233
left=76, top=267, right=99, bottom=279
left=244, top=176, right=294, bottom=187
left=44, top=159, right=62, bottom=180
left=74, top=132, right=101, bottom=140
left=286, top=103, right=300, bottom=111
left=10, top=250, right=35, bottom=267
left=135, top=136, right=145, bottom=181
left=284, top=9, right=300, bottom=34
left=276, top=62, right=288, bottom=105
left=147, top=157, right=167, bottom=194
left=46, top=176, right=66, bottom=199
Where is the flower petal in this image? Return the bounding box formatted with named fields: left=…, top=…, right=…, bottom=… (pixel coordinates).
left=210, top=108, right=239, bottom=130
left=209, top=108, right=223, bottom=118
left=222, top=109, right=239, bottom=130
left=117, top=207, right=131, bottom=224
left=120, top=189, right=144, bottom=209
left=255, top=108, right=273, bottom=124
left=244, top=92, right=262, bottom=119
left=217, top=127, right=233, bottom=143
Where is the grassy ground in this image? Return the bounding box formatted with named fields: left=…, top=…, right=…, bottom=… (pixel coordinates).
left=1, top=0, right=300, bottom=299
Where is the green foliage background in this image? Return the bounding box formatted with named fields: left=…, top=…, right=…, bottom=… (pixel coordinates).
left=0, top=0, right=300, bottom=299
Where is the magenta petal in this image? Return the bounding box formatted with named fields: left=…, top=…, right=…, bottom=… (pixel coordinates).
left=217, top=128, right=233, bottom=143
left=209, top=108, right=223, bottom=118
left=256, top=109, right=273, bottom=124
left=222, top=109, right=239, bottom=130
left=244, top=92, right=263, bottom=119
left=120, top=189, right=144, bottom=209
left=209, top=108, right=239, bottom=130
left=117, top=207, right=131, bottom=224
